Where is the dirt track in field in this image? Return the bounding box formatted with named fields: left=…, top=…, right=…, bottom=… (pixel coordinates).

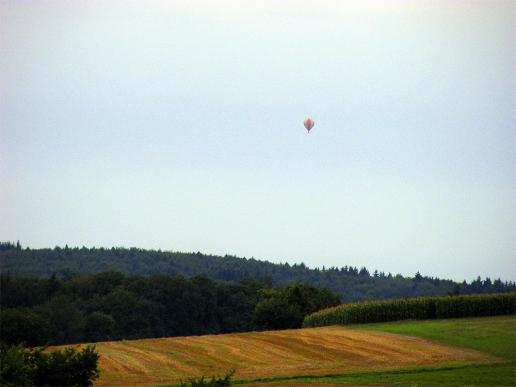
left=63, top=326, right=492, bottom=386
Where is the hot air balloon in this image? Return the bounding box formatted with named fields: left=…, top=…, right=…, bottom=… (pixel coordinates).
left=304, top=117, right=314, bottom=133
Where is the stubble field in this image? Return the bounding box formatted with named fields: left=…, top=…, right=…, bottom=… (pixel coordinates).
left=61, top=324, right=494, bottom=386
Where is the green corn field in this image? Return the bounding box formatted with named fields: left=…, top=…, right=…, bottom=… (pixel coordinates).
left=302, top=292, right=516, bottom=328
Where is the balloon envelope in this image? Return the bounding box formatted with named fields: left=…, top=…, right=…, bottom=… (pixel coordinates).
left=304, top=118, right=314, bottom=132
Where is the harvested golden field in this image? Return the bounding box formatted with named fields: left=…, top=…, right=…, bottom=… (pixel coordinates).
left=61, top=326, right=493, bottom=386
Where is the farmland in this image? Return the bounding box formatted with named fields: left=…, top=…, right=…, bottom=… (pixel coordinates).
left=303, top=292, right=516, bottom=327
left=53, top=316, right=515, bottom=386
left=253, top=315, right=515, bottom=386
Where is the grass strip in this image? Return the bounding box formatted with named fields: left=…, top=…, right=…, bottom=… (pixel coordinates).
left=233, top=362, right=516, bottom=386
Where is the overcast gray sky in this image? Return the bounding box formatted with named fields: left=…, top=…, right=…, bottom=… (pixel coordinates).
left=1, top=0, right=515, bottom=281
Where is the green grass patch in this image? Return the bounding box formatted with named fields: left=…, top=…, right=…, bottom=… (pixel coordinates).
left=234, top=362, right=515, bottom=386
left=351, top=314, right=516, bottom=360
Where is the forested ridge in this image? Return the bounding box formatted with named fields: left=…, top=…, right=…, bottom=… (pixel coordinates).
left=1, top=242, right=514, bottom=302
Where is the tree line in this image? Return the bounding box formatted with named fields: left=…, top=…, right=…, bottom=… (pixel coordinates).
left=1, top=271, right=339, bottom=346
left=1, top=242, right=514, bottom=302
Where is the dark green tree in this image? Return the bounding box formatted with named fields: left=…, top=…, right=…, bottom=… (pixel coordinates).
left=85, top=312, right=115, bottom=342
left=0, top=309, right=50, bottom=346
left=253, top=283, right=340, bottom=330
left=37, top=296, right=85, bottom=344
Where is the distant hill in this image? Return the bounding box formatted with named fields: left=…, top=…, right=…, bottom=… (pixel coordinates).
left=1, top=242, right=514, bottom=302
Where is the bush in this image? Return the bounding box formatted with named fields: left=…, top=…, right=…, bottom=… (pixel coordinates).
left=303, top=292, right=516, bottom=328
left=0, top=344, right=33, bottom=387
left=0, top=343, right=99, bottom=386
left=180, top=369, right=234, bottom=386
